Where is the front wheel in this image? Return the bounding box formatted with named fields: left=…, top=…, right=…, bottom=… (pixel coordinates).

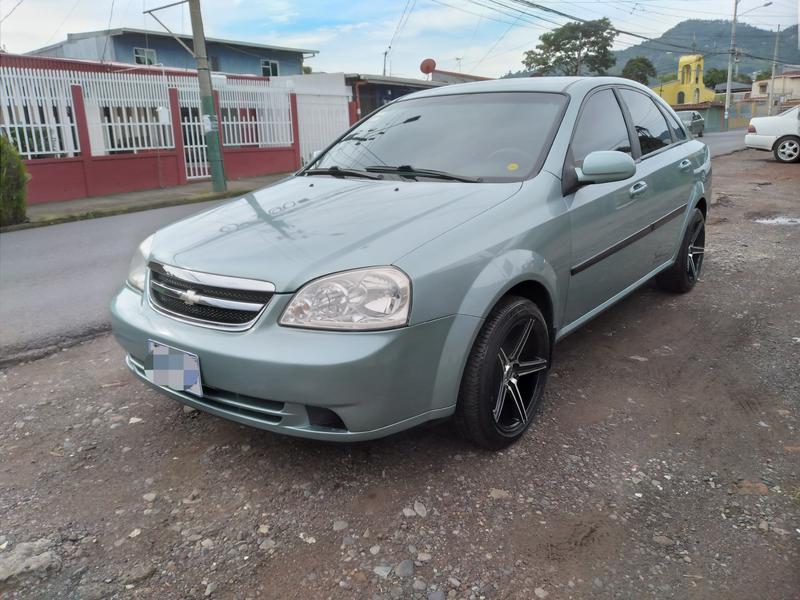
left=773, top=136, right=800, bottom=163
left=657, top=208, right=705, bottom=293
left=455, top=297, right=550, bottom=450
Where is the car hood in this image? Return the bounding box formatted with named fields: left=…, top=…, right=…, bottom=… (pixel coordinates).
left=150, top=175, right=522, bottom=292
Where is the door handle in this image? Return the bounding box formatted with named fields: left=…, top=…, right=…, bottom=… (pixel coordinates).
left=678, top=159, right=692, bottom=171
left=629, top=181, right=648, bottom=197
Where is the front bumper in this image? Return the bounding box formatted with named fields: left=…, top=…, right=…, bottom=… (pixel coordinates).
left=745, top=133, right=775, bottom=152
left=111, top=286, right=481, bottom=441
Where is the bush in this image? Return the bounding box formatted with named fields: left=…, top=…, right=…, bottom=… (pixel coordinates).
left=0, top=135, right=28, bottom=227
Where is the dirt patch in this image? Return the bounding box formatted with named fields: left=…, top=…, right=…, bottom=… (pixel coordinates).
left=0, top=150, right=798, bottom=599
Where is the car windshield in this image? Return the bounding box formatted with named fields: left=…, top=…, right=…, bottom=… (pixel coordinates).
left=313, top=92, right=567, bottom=182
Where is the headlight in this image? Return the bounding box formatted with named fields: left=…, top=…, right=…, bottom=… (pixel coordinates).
left=126, top=234, right=154, bottom=292
left=280, top=267, right=411, bottom=331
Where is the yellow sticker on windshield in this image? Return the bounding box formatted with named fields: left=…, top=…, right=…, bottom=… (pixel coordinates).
left=507, top=162, right=519, bottom=172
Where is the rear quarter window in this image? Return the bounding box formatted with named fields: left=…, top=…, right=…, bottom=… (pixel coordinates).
left=619, top=89, right=674, bottom=156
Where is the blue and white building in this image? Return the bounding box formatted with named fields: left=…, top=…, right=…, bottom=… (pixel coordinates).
left=27, top=28, right=317, bottom=77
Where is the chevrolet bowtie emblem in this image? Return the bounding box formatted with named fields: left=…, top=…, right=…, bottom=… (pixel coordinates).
left=180, top=289, right=201, bottom=305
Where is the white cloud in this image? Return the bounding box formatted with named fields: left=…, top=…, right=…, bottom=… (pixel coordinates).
left=0, top=0, right=795, bottom=78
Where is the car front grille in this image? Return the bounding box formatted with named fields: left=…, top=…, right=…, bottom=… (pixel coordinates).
left=147, top=261, right=275, bottom=331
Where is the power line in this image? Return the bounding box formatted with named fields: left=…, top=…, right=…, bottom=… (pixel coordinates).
left=471, top=14, right=522, bottom=72
left=0, top=0, right=26, bottom=24
left=100, top=0, right=117, bottom=63
left=45, top=0, right=84, bottom=45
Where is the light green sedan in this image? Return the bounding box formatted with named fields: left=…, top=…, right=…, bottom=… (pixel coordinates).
left=111, top=77, right=711, bottom=449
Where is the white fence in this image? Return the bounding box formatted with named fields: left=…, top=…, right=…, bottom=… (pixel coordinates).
left=2, top=65, right=354, bottom=181
left=80, top=71, right=175, bottom=155
left=219, top=84, right=294, bottom=147
left=181, top=115, right=210, bottom=180
left=270, top=73, right=352, bottom=165
left=296, top=93, right=351, bottom=164
left=0, top=67, right=80, bottom=159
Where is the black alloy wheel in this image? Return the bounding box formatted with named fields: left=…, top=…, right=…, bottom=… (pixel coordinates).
left=657, top=208, right=705, bottom=293
left=455, top=296, right=550, bottom=449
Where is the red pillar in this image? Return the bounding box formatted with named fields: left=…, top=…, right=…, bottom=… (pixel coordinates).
left=290, top=92, right=301, bottom=169
left=168, top=88, right=187, bottom=185
left=348, top=100, right=359, bottom=126
left=70, top=85, right=93, bottom=197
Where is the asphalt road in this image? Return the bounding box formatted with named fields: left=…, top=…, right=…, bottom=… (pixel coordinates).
left=702, top=129, right=747, bottom=157
left=0, top=202, right=221, bottom=360
left=0, top=130, right=747, bottom=361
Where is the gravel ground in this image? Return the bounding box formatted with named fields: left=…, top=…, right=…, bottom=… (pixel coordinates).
left=1, top=150, right=798, bottom=600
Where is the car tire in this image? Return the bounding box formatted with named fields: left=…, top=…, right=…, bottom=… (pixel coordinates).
left=773, top=136, right=800, bottom=163
left=455, top=296, right=550, bottom=450
left=657, top=208, right=705, bottom=294
left=698, top=128, right=703, bottom=138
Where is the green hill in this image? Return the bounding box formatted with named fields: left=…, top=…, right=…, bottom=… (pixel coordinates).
left=612, top=20, right=800, bottom=78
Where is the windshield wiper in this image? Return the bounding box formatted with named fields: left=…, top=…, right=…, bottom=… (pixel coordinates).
left=365, top=165, right=482, bottom=183
left=304, top=166, right=383, bottom=180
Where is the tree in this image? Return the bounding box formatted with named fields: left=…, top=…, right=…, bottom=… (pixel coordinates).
left=302, top=65, right=312, bottom=74
left=621, top=57, right=656, bottom=84
left=703, top=67, right=728, bottom=88
left=658, top=72, right=678, bottom=83
left=0, top=136, right=28, bottom=227
left=755, top=70, right=771, bottom=81
left=735, top=73, right=752, bottom=85
left=522, top=18, right=616, bottom=76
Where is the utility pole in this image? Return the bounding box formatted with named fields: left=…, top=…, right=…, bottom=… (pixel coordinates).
left=189, top=0, right=226, bottom=192
left=723, top=0, right=739, bottom=130
left=767, top=25, right=780, bottom=116
left=382, top=50, right=389, bottom=76
left=724, top=0, right=772, bottom=129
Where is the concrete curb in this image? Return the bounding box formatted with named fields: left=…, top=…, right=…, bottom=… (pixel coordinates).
left=0, top=188, right=253, bottom=234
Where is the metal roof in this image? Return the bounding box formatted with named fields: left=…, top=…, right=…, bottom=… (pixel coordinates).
left=29, top=28, right=317, bottom=56
left=344, top=73, right=445, bottom=88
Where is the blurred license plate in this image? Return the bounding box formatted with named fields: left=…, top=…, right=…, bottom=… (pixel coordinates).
left=144, top=340, right=203, bottom=397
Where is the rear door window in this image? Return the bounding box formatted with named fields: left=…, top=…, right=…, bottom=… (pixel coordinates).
left=571, top=89, right=631, bottom=167
left=619, top=89, right=674, bottom=156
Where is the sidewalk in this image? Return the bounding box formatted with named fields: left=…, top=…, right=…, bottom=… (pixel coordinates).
left=3, top=173, right=291, bottom=232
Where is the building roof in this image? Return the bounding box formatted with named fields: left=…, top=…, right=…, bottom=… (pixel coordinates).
left=431, top=69, right=491, bottom=82
left=344, top=73, right=445, bottom=88
left=714, top=82, right=751, bottom=92
left=28, top=28, right=317, bottom=57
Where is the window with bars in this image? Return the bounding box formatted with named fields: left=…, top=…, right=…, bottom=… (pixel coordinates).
left=133, top=47, right=157, bottom=66
left=260, top=60, right=279, bottom=77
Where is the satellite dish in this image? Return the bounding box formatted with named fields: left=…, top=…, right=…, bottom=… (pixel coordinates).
left=420, top=58, right=437, bottom=75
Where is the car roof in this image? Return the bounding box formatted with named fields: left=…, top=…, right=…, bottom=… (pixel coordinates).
left=401, top=76, right=655, bottom=101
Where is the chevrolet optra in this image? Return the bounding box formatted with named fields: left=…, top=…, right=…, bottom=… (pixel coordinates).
left=111, top=77, right=711, bottom=449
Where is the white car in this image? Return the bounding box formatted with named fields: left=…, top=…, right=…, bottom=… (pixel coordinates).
left=745, top=106, right=800, bottom=163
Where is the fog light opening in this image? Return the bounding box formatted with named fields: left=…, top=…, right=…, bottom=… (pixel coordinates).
left=306, top=406, right=347, bottom=431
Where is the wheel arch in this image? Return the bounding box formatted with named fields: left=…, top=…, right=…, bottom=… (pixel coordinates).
left=695, top=197, right=707, bottom=219
left=772, top=133, right=800, bottom=151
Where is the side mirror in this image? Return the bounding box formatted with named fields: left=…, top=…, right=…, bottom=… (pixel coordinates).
left=575, top=151, right=636, bottom=185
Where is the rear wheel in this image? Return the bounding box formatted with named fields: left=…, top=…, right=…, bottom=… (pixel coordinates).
left=657, top=208, right=705, bottom=293
left=773, top=136, right=800, bottom=163
left=455, top=296, right=550, bottom=450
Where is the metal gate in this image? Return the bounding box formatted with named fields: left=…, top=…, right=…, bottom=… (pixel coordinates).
left=181, top=113, right=210, bottom=180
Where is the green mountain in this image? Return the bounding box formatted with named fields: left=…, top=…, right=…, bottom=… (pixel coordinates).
left=612, top=20, right=800, bottom=78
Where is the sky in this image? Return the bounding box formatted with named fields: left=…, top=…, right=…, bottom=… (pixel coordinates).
left=0, top=0, right=798, bottom=78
